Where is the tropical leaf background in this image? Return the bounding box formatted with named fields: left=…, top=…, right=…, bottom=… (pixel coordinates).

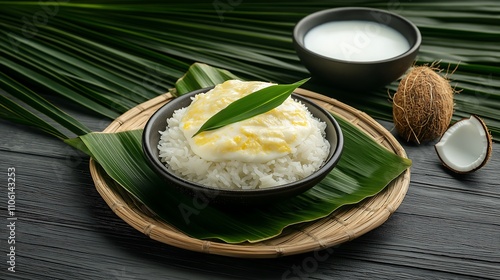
left=0, top=0, right=499, bottom=141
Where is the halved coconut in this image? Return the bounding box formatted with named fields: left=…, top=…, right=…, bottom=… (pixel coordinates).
left=435, top=115, right=492, bottom=173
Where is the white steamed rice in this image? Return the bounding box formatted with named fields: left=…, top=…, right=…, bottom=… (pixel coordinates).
left=157, top=99, right=330, bottom=190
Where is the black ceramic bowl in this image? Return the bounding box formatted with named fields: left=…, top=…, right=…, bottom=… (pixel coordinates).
left=142, top=87, right=344, bottom=206
left=293, top=7, right=421, bottom=90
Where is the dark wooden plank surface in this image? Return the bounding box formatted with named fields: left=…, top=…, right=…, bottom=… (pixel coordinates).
left=1, top=99, right=499, bottom=280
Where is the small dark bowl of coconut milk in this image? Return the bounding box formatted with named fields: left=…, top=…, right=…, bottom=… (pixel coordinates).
left=293, top=7, right=421, bottom=91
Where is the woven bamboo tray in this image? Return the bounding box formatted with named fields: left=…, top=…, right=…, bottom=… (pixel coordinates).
left=89, top=88, right=411, bottom=258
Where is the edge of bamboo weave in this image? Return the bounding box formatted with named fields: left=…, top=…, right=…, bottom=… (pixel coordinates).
left=89, top=89, right=411, bottom=258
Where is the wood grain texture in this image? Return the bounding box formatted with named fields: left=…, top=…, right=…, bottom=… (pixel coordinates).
left=0, top=103, right=499, bottom=279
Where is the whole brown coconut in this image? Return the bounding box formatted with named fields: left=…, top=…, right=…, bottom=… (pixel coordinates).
left=392, top=65, right=455, bottom=144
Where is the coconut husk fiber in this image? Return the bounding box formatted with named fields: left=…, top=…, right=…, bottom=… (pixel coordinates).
left=393, top=65, right=455, bottom=144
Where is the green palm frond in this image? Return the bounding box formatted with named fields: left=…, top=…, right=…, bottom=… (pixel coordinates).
left=0, top=0, right=499, bottom=140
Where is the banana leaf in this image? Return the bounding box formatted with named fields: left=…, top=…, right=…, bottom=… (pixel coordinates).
left=65, top=65, right=411, bottom=243
left=174, top=63, right=240, bottom=97
left=68, top=114, right=410, bottom=243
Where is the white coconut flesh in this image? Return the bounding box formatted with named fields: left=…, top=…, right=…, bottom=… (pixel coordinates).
left=435, top=115, right=492, bottom=173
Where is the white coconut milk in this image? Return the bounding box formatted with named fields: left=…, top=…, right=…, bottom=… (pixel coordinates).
left=304, top=20, right=410, bottom=62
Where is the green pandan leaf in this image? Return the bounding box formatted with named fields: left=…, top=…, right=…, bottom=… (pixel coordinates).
left=193, top=78, right=309, bottom=136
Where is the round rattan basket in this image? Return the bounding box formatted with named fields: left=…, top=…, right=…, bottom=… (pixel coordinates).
left=89, top=88, right=411, bottom=258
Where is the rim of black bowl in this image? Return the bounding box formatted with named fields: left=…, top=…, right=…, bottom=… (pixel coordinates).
left=293, top=7, right=422, bottom=64
left=142, top=87, right=344, bottom=198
